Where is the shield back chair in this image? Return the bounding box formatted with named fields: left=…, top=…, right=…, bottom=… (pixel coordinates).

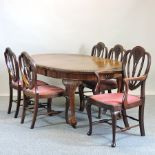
left=105, top=44, right=125, bottom=92
left=79, top=44, right=125, bottom=118
left=86, top=46, right=151, bottom=147
left=78, top=42, right=108, bottom=111
left=4, top=48, right=50, bottom=118
left=19, top=52, right=69, bottom=129
left=4, top=48, right=22, bottom=118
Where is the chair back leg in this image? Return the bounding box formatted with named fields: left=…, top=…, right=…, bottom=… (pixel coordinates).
left=98, top=107, right=101, bottom=119
left=139, top=104, right=145, bottom=136
left=121, top=109, right=129, bottom=128
left=47, top=98, right=52, bottom=113
left=79, top=84, right=85, bottom=111
left=8, top=86, right=13, bottom=114
left=14, top=89, right=21, bottom=118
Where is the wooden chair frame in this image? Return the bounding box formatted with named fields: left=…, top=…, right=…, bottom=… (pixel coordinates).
left=19, top=52, right=69, bottom=129
left=79, top=42, right=108, bottom=111
left=86, top=46, right=151, bottom=147
left=4, top=48, right=22, bottom=118
left=79, top=44, right=125, bottom=118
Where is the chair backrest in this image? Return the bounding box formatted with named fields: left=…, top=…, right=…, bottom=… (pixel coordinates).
left=91, top=42, right=108, bottom=58
left=122, top=46, right=151, bottom=90
left=108, top=44, right=125, bottom=61
left=19, top=52, right=37, bottom=90
left=4, top=48, right=19, bottom=83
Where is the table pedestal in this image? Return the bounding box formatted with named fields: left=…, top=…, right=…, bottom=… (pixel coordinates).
left=63, top=79, right=81, bottom=128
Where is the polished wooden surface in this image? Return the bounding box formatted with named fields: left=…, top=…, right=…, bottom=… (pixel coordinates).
left=32, top=53, right=122, bottom=127
left=32, top=54, right=122, bottom=80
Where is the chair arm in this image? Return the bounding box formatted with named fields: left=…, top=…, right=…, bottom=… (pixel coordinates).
left=122, top=75, right=147, bottom=107
left=123, top=75, right=147, bottom=93
left=94, top=71, right=101, bottom=94
left=123, top=75, right=147, bottom=82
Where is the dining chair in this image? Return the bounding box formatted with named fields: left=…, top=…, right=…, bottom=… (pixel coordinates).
left=79, top=44, right=125, bottom=119
left=19, top=52, right=69, bottom=129
left=4, top=48, right=22, bottom=118
left=4, top=48, right=50, bottom=118
left=97, top=44, right=126, bottom=118
left=78, top=42, right=108, bottom=112
left=86, top=46, right=151, bottom=147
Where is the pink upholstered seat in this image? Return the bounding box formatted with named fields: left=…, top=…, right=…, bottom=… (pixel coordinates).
left=12, top=80, right=48, bottom=88
left=90, top=93, right=141, bottom=108
left=25, top=85, right=65, bottom=98
left=35, top=80, right=49, bottom=86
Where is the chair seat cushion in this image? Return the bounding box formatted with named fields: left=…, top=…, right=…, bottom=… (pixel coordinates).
left=90, top=93, right=141, bottom=109
left=25, top=85, right=65, bottom=98
left=36, top=80, right=49, bottom=86
left=12, top=80, right=48, bottom=88
left=83, top=79, right=117, bottom=90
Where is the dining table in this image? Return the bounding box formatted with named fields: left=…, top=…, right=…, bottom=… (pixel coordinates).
left=32, top=53, right=122, bottom=128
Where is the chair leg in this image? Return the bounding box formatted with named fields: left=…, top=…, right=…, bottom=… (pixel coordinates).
left=31, top=96, right=39, bottom=129
left=86, top=102, right=92, bottom=136
left=14, top=89, right=21, bottom=118
left=97, top=90, right=108, bottom=118
left=98, top=107, right=101, bottom=119
left=47, top=98, right=52, bottom=113
left=8, top=86, right=13, bottom=114
left=122, top=109, right=129, bottom=128
left=65, top=97, right=69, bottom=124
left=108, top=90, right=111, bottom=93
left=139, top=105, right=145, bottom=136
left=79, top=84, right=85, bottom=111
left=21, top=94, right=28, bottom=124
left=101, top=90, right=111, bottom=115
left=111, top=111, right=117, bottom=147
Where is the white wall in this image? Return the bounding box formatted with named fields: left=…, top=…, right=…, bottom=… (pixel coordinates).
left=0, top=0, right=155, bottom=95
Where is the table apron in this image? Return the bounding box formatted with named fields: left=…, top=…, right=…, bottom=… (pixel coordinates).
left=37, top=66, right=122, bottom=80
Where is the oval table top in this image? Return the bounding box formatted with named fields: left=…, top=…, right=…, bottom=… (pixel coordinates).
left=32, top=53, right=122, bottom=74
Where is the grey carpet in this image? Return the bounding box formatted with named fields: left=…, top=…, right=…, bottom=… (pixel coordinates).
left=0, top=96, right=155, bottom=155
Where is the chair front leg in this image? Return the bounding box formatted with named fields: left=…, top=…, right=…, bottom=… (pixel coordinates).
left=86, top=101, right=92, bottom=136
left=21, top=94, right=28, bottom=124
left=31, top=95, right=39, bottom=129
left=8, top=86, right=13, bottom=114
left=14, top=88, right=21, bottom=118
left=111, top=111, right=117, bottom=147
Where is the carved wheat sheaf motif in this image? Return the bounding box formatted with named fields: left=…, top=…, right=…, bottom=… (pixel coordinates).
left=4, top=48, right=19, bottom=82
left=91, top=42, right=108, bottom=58
left=19, top=52, right=37, bottom=89
left=123, top=46, right=151, bottom=90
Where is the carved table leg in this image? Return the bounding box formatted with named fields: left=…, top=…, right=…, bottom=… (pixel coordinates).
left=62, top=79, right=81, bottom=128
